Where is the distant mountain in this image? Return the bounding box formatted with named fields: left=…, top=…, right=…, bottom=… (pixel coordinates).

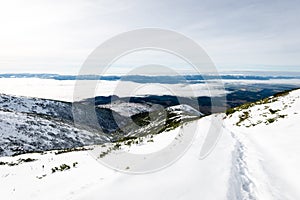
left=88, top=84, right=299, bottom=115
left=0, top=94, right=128, bottom=156
left=0, top=94, right=129, bottom=134
left=0, top=109, right=109, bottom=157
left=114, top=104, right=203, bottom=139
left=0, top=94, right=203, bottom=156
left=1, top=73, right=300, bottom=84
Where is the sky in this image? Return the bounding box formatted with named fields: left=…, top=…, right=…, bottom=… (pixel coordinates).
left=0, top=0, right=300, bottom=74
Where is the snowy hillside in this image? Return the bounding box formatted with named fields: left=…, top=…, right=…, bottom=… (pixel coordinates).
left=224, top=89, right=300, bottom=199
left=0, top=109, right=110, bottom=157
left=0, top=93, right=130, bottom=134
left=0, top=93, right=73, bottom=119
left=0, top=116, right=235, bottom=200
left=0, top=94, right=125, bottom=156
left=0, top=94, right=203, bottom=157
left=1, top=89, right=299, bottom=199
left=97, top=101, right=155, bottom=117
left=115, top=104, right=203, bottom=139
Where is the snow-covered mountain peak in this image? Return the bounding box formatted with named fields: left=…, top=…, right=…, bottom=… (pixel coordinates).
left=166, top=104, right=204, bottom=117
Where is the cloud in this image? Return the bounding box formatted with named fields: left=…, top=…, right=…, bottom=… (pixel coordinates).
left=0, top=0, right=299, bottom=74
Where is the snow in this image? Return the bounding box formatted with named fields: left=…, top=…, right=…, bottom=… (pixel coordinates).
left=167, top=104, right=204, bottom=116
left=0, top=109, right=109, bottom=157
left=0, top=115, right=236, bottom=200
left=0, top=93, right=71, bottom=115
left=98, top=101, right=154, bottom=117
left=1, top=86, right=300, bottom=199
left=224, top=89, right=300, bottom=199
left=0, top=94, right=113, bottom=156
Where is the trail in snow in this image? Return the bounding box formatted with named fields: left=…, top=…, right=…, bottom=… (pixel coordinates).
left=228, top=130, right=256, bottom=200
left=226, top=126, right=284, bottom=200
left=224, top=89, right=300, bottom=200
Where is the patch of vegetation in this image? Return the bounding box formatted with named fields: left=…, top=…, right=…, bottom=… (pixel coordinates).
left=225, top=108, right=235, bottom=115
left=131, top=112, right=151, bottom=126
left=236, top=111, right=250, bottom=126
left=54, top=147, right=92, bottom=155
left=114, top=143, right=121, bottom=149
left=279, top=114, right=287, bottom=118
left=36, top=174, right=47, bottom=179
left=269, top=109, right=280, bottom=114
left=99, top=142, right=124, bottom=158
left=99, top=150, right=110, bottom=158
left=0, top=158, right=37, bottom=166
left=12, top=150, right=45, bottom=157
left=116, top=136, right=138, bottom=143
left=226, top=100, right=267, bottom=116
left=51, top=164, right=71, bottom=173
left=266, top=118, right=276, bottom=124
left=19, top=158, right=37, bottom=163
left=125, top=140, right=133, bottom=146
left=73, top=162, right=78, bottom=167
left=273, top=90, right=290, bottom=97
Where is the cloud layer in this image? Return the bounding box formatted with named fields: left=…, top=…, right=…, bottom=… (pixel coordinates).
left=0, top=0, right=299, bottom=73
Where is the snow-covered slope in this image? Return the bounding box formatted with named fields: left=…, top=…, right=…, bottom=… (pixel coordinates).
left=1, top=89, right=299, bottom=199
left=0, top=93, right=73, bottom=119
left=0, top=94, right=128, bottom=156
left=0, top=93, right=129, bottom=134
left=115, top=104, right=203, bottom=139
left=97, top=101, right=154, bottom=117
left=98, top=101, right=204, bottom=118
left=0, top=116, right=235, bottom=200
left=224, top=89, right=300, bottom=200
left=0, top=109, right=110, bottom=157
left=0, top=94, right=203, bottom=157
left=166, top=104, right=204, bottom=117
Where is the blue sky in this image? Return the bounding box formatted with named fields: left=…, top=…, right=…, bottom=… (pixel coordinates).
left=0, top=0, right=299, bottom=74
